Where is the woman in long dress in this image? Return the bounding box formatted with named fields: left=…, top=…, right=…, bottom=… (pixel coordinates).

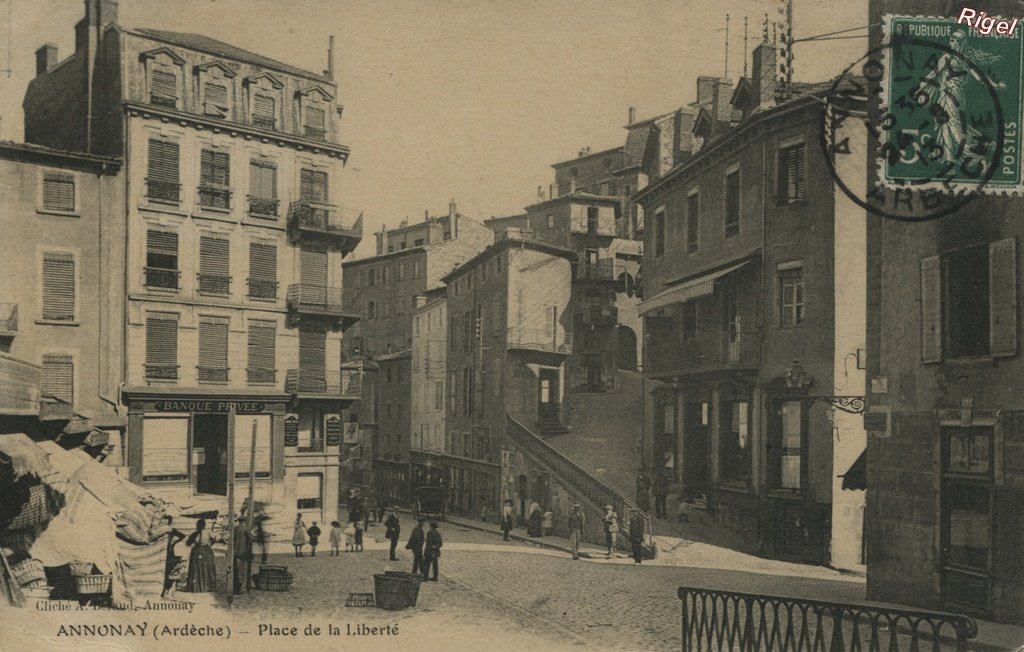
left=292, top=513, right=307, bottom=557
left=184, top=518, right=217, bottom=592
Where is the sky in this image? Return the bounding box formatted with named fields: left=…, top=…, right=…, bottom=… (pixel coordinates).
left=0, top=0, right=866, bottom=257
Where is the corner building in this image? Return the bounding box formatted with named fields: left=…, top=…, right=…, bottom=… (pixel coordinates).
left=23, top=0, right=363, bottom=533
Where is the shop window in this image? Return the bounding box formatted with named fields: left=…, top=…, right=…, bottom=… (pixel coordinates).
left=142, top=416, right=188, bottom=481
left=720, top=400, right=750, bottom=483
left=769, top=400, right=803, bottom=490
left=296, top=473, right=323, bottom=509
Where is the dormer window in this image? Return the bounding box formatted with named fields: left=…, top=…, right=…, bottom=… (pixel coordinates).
left=195, top=60, right=236, bottom=120
left=151, top=69, right=178, bottom=107
left=141, top=47, right=186, bottom=109
left=253, top=94, right=275, bottom=128
left=245, top=72, right=284, bottom=132
left=297, top=85, right=334, bottom=141
left=304, top=105, right=325, bottom=140
left=203, top=81, right=229, bottom=118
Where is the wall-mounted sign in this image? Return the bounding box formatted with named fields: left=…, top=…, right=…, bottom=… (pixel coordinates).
left=343, top=422, right=360, bottom=444
left=326, top=415, right=342, bottom=446
left=284, top=414, right=299, bottom=447
left=153, top=400, right=266, bottom=413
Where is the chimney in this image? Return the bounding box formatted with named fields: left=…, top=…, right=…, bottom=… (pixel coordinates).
left=449, top=199, right=458, bottom=239
left=578, top=146, right=591, bottom=158
left=424, top=209, right=430, bottom=222
left=35, top=44, right=58, bottom=76
left=751, top=40, right=777, bottom=108
left=537, top=186, right=545, bottom=201
left=78, top=0, right=118, bottom=48
left=327, top=35, right=335, bottom=80
left=448, top=199, right=456, bottom=219
left=696, top=76, right=717, bottom=105
left=628, top=106, right=636, bottom=124
left=549, top=183, right=557, bottom=199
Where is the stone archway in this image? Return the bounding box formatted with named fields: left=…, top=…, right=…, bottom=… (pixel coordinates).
left=616, top=325, right=638, bottom=370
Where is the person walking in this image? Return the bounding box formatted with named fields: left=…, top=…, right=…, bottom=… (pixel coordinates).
left=568, top=503, right=585, bottom=560
left=421, top=521, right=442, bottom=581
left=501, top=499, right=514, bottom=541
left=384, top=508, right=401, bottom=561
left=406, top=518, right=425, bottom=574
left=291, top=513, right=307, bottom=557
left=652, top=471, right=670, bottom=519
left=354, top=519, right=364, bottom=552
left=628, top=509, right=646, bottom=565
left=527, top=500, right=543, bottom=537
left=635, top=469, right=652, bottom=514
left=184, top=518, right=217, bottom=592
left=233, top=516, right=253, bottom=593
left=602, top=505, right=619, bottom=558
left=307, top=521, right=321, bottom=557
left=329, top=521, right=343, bottom=556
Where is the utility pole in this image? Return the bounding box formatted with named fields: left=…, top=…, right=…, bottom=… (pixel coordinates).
left=225, top=404, right=236, bottom=605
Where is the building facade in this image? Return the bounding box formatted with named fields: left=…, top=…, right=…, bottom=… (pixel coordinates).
left=409, top=294, right=447, bottom=494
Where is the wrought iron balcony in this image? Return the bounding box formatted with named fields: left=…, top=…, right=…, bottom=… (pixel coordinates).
left=145, top=179, right=181, bottom=204
left=286, top=284, right=359, bottom=324
left=644, top=330, right=760, bottom=379
left=247, top=278, right=278, bottom=300
left=197, top=184, right=231, bottom=210
left=0, top=303, right=18, bottom=336
left=246, top=368, right=276, bottom=384
left=145, top=267, right=180, bottom=290
left=197, top=366, right=229, bottom=383
left=287, top=200, right=363, bottom=254
left=575, top=305, right=618, bottom=326
left=247, top=195, right=279, bottom=217
left=506, top=328, right=573, bottom=355
left=285, top=368, right=362, bottom=398
left=577, top=258, right=617, bottom=281
left=145, top=364, right=179, bottom=381
left=197, top=273, right=231, bottom=295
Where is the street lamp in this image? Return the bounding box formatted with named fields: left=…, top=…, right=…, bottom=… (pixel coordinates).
left=784, top=359, right=808, bottom=390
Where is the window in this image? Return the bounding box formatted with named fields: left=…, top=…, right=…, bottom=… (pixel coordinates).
left=770, top=401, right=803, bottom=490
left=382, top=265, right=390, bottom=285
left=248, top=160, right=278, bottom=216
left=145, top=230, right=179, bottom=289
left=778, top=142, right=806, bottom=203
left=198, top=316, right=229, bottom=382
left=544, top=305, right=557, bottom=339
left=247, top=320, right=276, bottom=384
left=203, top=81, right=229, bottom=118
left=587, top=206, right=599, bottom=234
left=41, top=252, right=75, bottom=321
left=296, top=473, right=323, bottom=509
left=248, top=239, right=277, bottom=299
left=304, top=105, right=326, bottom=139
left=779, top=268, right=805, bottom=327
left=199, top=149, right=231, bottom=209
left=142, top=416, right=188, bottom=481
left=398, top=262, right=405, bottom=282
left=448, top=371, right=457, bottom=416
left=720, top=400, right=750, bottom=483
left=462, top=367, right=473, bottom=416
left=414, top=238, right=424, bottom=246
left=654, top=208, right=665, bottom=257
left=252, top=93, right=275, bottom=128
left=449, top=316, right=458, bottom=351
left=435, top=381, right=443, bottom=411
left=147, top=139, right=180, bottom=203
left=198, top=234, right=231, bottom=295
left=382, top=300, right=390, bottom=319
left=145, top=313, right=178, bottom=380
left=942, top=426, right=994, bottom=602
left=41, top=354, right=73, bottom=403
left=367, top=268, right=376, bottom=286
left=42, top=172, right=75, bottom=212
left=725, top=169, right=740, bottom=237
left=367, top=301, right=376, bottom=320
left=547, top=214, right=554, bottom=228
left=686, top=191, right=700, bottom=254
left=412, top=260, right=420, bottom=279
left=299, top=168, right=328, bottom=203
left=725, top=282, right=741, bottom=361
left=150, top=68, right=177, bottom=107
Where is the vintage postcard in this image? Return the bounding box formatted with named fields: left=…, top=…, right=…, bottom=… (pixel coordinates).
left=0, top=0, right=1022, bottom=651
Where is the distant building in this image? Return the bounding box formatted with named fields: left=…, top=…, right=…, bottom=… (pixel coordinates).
left=409, top=293, right=447, bottom=492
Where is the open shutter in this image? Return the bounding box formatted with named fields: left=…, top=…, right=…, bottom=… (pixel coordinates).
left=146, top=314, right=178, bottom=368
left=41, top=354, right=73, bottom=403
left=43, top=173, right=75, bottom=211
left=247, top=321, right=276, bottom=371
left=151, top=69, right=177, bottom=102
left=200, top=149, right=230, bottom=187
left=920, top=255, right=942, bottom=363
left=793, top=145, right=806, bottom=200
left=42, top=253, right=75, bottom=320
left=989, top=237, right=1017, bottom=358
left=198, top=316, right=229, bottom=370
left=204, top=82, right=228, bottom=110
left=299, top=168, right=328, bottom=202
left=299, top=330, right=326, bottom=373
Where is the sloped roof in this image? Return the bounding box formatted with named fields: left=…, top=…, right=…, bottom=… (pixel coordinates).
left=133, top=28, right=329, bottom=81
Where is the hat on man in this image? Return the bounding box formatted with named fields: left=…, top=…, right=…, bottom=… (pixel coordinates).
left=604, top=504, right=613, bottom=510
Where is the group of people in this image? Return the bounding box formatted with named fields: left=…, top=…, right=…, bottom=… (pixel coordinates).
left=634, top=469, right=671, bottom=518
left=161, top=513, right=266, bottom=598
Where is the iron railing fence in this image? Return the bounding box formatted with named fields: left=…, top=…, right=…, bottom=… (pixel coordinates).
left=285, top=368, right=362, bottom=396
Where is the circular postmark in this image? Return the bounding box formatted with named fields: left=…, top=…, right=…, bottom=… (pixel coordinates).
left=821, top=31, right=1008, bottom=222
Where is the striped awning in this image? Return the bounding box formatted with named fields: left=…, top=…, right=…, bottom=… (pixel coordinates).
left=638, top=259, right=750, bottom=316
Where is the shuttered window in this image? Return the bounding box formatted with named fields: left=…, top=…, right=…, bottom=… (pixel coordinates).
left=249, top=160, right=277, bottom=199
left=253, top=94, right=275, bottom=127
left=41, top=252, right=75, bottom=321
left=199, top=235, right=230, bottom=295
left=778, top=143, right=806, bottom=203
left=145, top=313, right=178, bottom=379
left=150, top=69, right=177, bottom=106
left=147, top=139, right=180, bottom=202
left=42, top=172, right=75, bottom=212
left=299, top=329, right=326, bottom=372
left=248, top=239, right=277, bottom=299
left=299, top=168, right=328, bottom=202
left=247, top=320, right=276, bottom=383
left=199, top=149, right=231, bottom=209
left=198, top=315, right=229, bottom=382
left=41, top=354, right=73, bottom=403
left=920, top=255, right=942, bottom=363
left=203, top=81, right=229, bottom=116
left=300, top=245, right=327, bottom=286
left=304, top=105, right=326, bottom=139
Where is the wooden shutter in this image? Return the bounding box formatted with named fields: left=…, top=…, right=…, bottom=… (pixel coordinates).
left=151, top=69, right=177, bottom=99
left=41, top=354, right=73, bottom=403
left=299, top=168, right=328, bottom=202
left=253, top=94, right=275, bottom=120
left=300, top=245, right=327, bottom=286
left=299, top=330, right=326, bottom=372
left=249, top=161, right=276, bottom=199
left=792, top=145, right=806, bottom=199
left=147, top=140, right=179, bottom=183
left=249, top=239, right=276, bottom=282
left=920, top=255, right=942, bottom=363
left=200, top=235, right=230, bottom=276
left=204, top=81, right=228, bottom=109
left=989, top=237, right=1017, bottom=358
left=248, top=320, right=276, bottom=371
left=145, top=314, right=178, bottom=365
left=198, top=316, right=229, bottom=369
left=200, top=149, right=230, bottom=187
left=42, top=253, right=75, bottom=320
left=305, top=105, right=325, bottom=129
left=43, top=173, right=75, bottom=211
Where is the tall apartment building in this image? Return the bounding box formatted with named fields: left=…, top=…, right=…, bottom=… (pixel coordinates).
left=0, top=142, right=123, bottom=453
left=634, top=41, right=868, bottom=571
left=23, top=0, right=363, bottom=529
left=409, top=293, right=447, bottom=492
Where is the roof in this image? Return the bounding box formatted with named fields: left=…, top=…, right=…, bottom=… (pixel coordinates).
left=343, top=245, right=427, bottom=268
left=383, top=212, right=465, bottom=236
left=0, top=140, right=122, bottom=171
left=133, top=28, right=330, bottom=82
left=441, top=238, right=575, bottom=285
left=524, top=191, right=622, bottom=212
left=551, top=146, right=624, bottom=169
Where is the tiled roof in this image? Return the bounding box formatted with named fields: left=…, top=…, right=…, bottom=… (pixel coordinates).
left=133, top=28, right=329, bottom=81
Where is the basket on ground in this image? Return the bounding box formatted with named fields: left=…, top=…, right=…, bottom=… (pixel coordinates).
left=11, top=558, right=45, bottom=587
left=255, top=565, right=292, bottom=591
left=21, top=585, right=52, bottom=599
left=374, top=572, right=421, bottom=610
left=74, top=573, right=112, bottom=595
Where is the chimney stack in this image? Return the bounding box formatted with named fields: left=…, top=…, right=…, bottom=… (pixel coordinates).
left=578, top=146, right=591, bottom=158
left=35, top=44, right=58, bottom=76
left=537, top=186, right=545, bottom=201
left=696, top=76, right=717, bottom=105
left=424, top=209, right=430, bottom=221
left=549, top=183, right=557, bottom=199
left=327, top=35, right=335, bottom=81
left=751, top=39, right=777, bottom=108
left=449, top=199, right=458, bottom=239
left=448, top=199, right=457, bottom=219
left=628, top=106, right=636, bottom=124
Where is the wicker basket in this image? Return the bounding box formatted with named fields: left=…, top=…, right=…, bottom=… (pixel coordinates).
left=374, top=573, right=420, bottom=610
left=254, top=572, right=293, bottom=591
left=0, top=530, right=34, bottom=553
left=20, top=585, right=52, bottom=600
left=74, top=573, right=112, bottom=595
left=69, top=562, right=94, bottom=576
left=384, top=571, right=422, bottom=607
left=11, top=558, right=46, bottom=587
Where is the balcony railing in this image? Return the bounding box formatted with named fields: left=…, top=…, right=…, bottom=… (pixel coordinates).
left=146, top=179, right=181, bottom=204
left=246, top=368, right=276, bottom=384
left=247, top=278, right=278, bottom=300
left=197, top=184, right=231, bottom=210
left=286, top=283, right=354, bottom=317
left=645, top=330, right=760, bottom=378
left=197, top=273, right=231, bottom=295
left=0, top=303, right=18, bottom=335
left=251, top=115, right=275, bottom=129
left=145, top=364, right=179, bottom=380
left=197, top=366, right=229, bottom=383
left=248, top=195, right=279, bottom=217
left=145, top=267, right=180, bottom=290
left=285, top=368, right=362, bottom=397
left=304, top=126, right=326, bottom=140
left=288, top=200, right=363, bottom=239
left=575, top=305, right=618, bottom=326
left=506, top=328, right=573, bottom=355
left=578, top=258, right=617, bottom=281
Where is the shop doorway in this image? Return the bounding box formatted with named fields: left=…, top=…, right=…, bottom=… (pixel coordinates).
left=682, top=401, right=708, bottom=499
left=193, top=414, right=228, bottom=496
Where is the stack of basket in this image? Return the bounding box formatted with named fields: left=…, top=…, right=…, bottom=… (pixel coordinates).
left=255, top=564, right=293, bottom=591
left=11, top=557, right=51, bottom=599
left=373, top=571, right=421, bottom=610
left=70, top=562, right=112, bottom=596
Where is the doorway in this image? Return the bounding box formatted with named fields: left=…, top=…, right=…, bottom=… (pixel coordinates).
left=682, top=401, right=709, bottom=499
left=538, top=368, right=560, bottom=422
left=193, top=413, right=228, bottom=496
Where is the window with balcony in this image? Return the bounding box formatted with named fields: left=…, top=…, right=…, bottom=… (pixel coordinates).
left=252, top=93, right=276, bottom=129
left=41, top=252, right=75, bottom=321
left=769, top=400, right=804, bottom=490
left=147, top=139, right=180, bottom=203
left=41, top=354, right=73, bottom=403
left=299, top=167, right=328, bottom=204
left=145, top=313, right=179, bottom=380
left=247, top=319, right=276, bottom=384
left=149, top=68, right=178, bottom=108
left=725, top=168, right=740, bottom=237
left=686, top=191, right=700, bottom=254
left=198, top=234, right=231, bottom=295
left=248, top=239, right=277, bottom=299
left=777, top=142, right=806, bottom=204
left=779, top=267, right=805, bottom=328
left=42, top=172, right=75, bottom=213
left=304, top=104, right=326, bottom=140
left=198, top=316, right=229, bottom=383
left=248, top=160, right=278, bottom=217
left=199, top=149, right=231, bottom=210
left=720, top=399, right=751, bottom=483
left=146, top=230, right=179, bottom=290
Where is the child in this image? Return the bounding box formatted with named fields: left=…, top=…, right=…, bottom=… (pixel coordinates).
left=344, top=522, right=356, bottom=552
left=354, top=519, right=364, bottom=552
left=329, top=521, right=342, bottom=556
left=307, top=521, right=321, bottom=557
left=678, top=497, right=694, bottom=523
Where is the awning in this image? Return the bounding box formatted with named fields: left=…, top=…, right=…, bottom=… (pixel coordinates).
left=638, top=259, right=750, bottom=316
left=840, top=449, right=866, bottom=491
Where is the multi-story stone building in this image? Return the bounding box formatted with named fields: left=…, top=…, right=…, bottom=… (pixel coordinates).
left=409, top=293, right=447, bottom=492
left=0, top=142, right=124, bottom=453
left=634, top=40, right=868, bottom=571
left=22, top=0, right=363, bottom=531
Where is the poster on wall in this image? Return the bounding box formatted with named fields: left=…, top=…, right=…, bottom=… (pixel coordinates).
left=284, top=414, right=299, bottom=447
left=325, top=415, right=342, bottom=446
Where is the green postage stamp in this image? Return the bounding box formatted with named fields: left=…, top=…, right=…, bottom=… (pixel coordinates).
left=881, top=15, right=1024, bottom=194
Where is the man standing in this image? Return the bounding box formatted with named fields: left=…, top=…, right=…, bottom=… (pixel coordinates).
left=232, top=516, right=253, bottom=594
left=568, top=503, right=585, bottom=560
left=384, top=508, right=401, bottom=561
left=635, top=469, right=652, bottom=514
left=501, top=499, right=514, bottom=541
left=405, top=518, right=426, bottom=574
left=421, top=521, right=443, bottom=581
left=652, top=471, right=670, bottom=519
left=628, top=509, right=646, bottom=564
